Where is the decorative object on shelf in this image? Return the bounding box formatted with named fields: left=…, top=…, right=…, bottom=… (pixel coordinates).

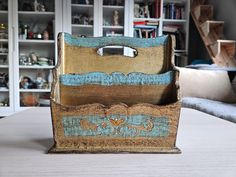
left=38, top=57, right=49, bottom=66
left=0, top=72, right=8, bottom=88
left=0, top=23, right=8, bottom=39
left=21, top=93, right=39, bottom=106
left=33, top=0, right=38, bottom=11
left=43, top=30, right=49, bottom=40
left=0, top=43, right=8, bottom=53
left=72, top=13, right=91, bottom=25
left=103, top=19, right=110, bottom=26
left=35, top=72, right=46, bottom=89
left=29, top=52, right=38, bottom=65
left=22, top=24, right=29, bottom=40
left=47, top=70, right=53, bottom=88
left=0, top=55, right=7, bottom=65
left=19, top=76, right=36, bottom=89
left=0, top=99, right=9, bottom=107
left=19, top=53, right=30, bottom=65
left=134, top=4, right=140, bottom=18
left=113, top=10, right=119, bottom=26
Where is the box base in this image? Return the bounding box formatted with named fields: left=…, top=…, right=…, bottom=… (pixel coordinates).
left=48, top=145, right=181, bottom=154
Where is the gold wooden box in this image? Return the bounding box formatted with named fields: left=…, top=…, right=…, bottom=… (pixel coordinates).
left=49, top=33, right=181, bottom=153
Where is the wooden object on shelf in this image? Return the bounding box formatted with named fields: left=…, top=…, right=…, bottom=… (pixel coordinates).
left=191, top=0, right=236, bottom=67
left=49, top=32, right=181, bottom=153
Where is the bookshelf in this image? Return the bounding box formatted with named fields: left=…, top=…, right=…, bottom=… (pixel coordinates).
left=131, top=0, right=190, bottom=66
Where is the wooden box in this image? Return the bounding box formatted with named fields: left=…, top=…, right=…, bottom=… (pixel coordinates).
left=49, top=33, right=181, bottom=153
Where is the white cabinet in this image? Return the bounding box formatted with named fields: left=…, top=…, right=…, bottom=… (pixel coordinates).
left=0, top=0, right=62, bottom=116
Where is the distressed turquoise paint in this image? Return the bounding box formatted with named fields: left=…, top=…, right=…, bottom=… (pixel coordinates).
left=63, top=33, right=168, bottom=48
left=60, top=71, right=174, bottom=86
left=62, top=114, right=169, bottom=137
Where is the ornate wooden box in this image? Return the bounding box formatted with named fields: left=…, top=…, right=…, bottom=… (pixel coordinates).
left=49, top=33, right=181, bottom=153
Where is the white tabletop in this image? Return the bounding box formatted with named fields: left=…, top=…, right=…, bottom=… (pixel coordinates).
left=0, top=107, right=236, bottom=177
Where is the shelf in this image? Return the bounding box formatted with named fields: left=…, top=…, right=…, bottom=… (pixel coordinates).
left=19, top=39, right=54, bottom=43
left=18, top=11, right=55, bottom=15
left=18, top=40, right=55, bottom=47
left=163, top=19, right=187, bottom=23
left=133, top=18, right=160, bottom=22
left=103, top=25, right=124, bottom=29
left=0, top=53, right=8, bottom=55
left=72, top=24, right=93, bottom=28
left=0, top=10, right=8, bottom=14
left=0, top=39, right=8, bottom=43
left=19, top=65, right=54, bottom=69
left=0, top=65, right=8, bottom=68
left=174, top=49, right=187, bottom=53
left=103, top=5, right=124, bottom=9
left=19, top=89, right=51, bottom=93
left=0, top=88, right=9, bottom=92
left=71, top=4, right=93, bottom=8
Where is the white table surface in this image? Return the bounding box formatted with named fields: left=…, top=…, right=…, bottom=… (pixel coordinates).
left=0, top=107, right=236, bottom=177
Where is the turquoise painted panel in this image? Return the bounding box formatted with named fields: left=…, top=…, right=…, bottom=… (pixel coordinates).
left=60, top=71, right=174, bottom=86
left=62, top=114, right=169, bottom=137
left=63, top=33, right=168, bottom=48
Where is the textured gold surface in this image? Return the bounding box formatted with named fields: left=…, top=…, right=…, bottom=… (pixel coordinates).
left=63, top=45, right=169, bottom=75
left=50, top=33, right=180, bottom=153
left=50, top=101, right=181, bottom=153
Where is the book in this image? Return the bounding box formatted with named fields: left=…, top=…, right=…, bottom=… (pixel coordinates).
left=155, top=0, right=160, bottom=18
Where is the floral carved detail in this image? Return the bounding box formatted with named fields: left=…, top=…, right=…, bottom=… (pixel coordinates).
left=62, top=115, right=169, bottom=137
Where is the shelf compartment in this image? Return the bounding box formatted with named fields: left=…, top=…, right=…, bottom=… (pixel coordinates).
left=71, top=4, right=93, bottom=15
left=18, top=11, right=55, bottom=24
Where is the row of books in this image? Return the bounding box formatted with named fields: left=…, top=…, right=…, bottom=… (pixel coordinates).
left=163, top=3, right=185, bottom=19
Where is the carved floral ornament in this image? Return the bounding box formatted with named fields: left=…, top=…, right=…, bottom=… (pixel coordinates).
left=62, top=114, right=169, bottom=137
